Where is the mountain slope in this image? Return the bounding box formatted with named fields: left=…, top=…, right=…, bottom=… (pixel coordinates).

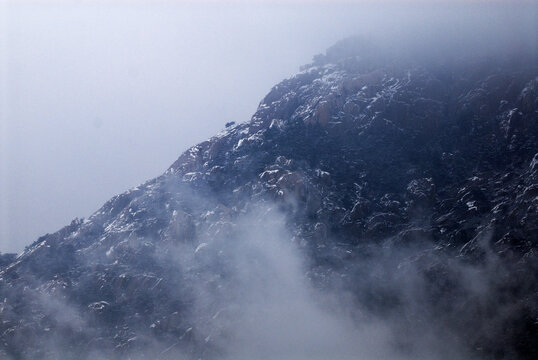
left=1, top=38, right=537, bottom=360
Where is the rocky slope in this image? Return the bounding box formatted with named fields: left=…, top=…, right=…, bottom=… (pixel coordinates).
left=1, top=38, right=537, bottom=359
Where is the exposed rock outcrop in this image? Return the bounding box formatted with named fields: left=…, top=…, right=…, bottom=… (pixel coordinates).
left=1, top=38, right=537, bottom=359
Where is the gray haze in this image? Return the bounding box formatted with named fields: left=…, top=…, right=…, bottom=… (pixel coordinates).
left=1, top=1, right=536, bottom=253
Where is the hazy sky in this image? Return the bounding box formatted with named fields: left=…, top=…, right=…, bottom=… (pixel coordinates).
left=1, top=1, right=536, bottom=253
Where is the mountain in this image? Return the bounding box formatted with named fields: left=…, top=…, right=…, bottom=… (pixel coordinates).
left=1, top=38, right=537, bottom=360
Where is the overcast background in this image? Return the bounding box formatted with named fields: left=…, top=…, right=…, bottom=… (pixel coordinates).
left=1, top=1, right=536, bottom=253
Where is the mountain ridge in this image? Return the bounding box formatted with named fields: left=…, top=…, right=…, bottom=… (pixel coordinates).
left=1, top=38, right=537, bottom=359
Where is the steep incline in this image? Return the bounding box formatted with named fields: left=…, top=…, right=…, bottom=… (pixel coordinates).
left=1, top=39, right=537, bottom=359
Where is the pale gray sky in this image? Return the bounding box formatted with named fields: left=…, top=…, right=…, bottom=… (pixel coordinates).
left=1, top=1, right=536, bottom=253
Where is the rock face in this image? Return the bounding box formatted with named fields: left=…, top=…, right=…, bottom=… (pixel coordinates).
left=1, top=38, right=537, bottom=359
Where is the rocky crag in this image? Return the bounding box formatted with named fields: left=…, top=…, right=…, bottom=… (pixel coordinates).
left=1, top=38, right=537, bottom=359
